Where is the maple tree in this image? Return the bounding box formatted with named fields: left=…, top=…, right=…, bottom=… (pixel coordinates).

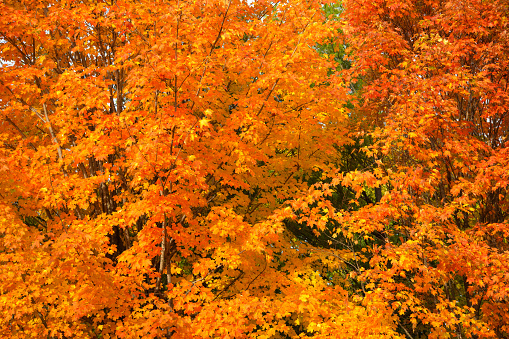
left=0, top=0, right=402, bottom=338
left=308, top=0, right=509, bottom=337
left=3, top=0, right=508, bottom=338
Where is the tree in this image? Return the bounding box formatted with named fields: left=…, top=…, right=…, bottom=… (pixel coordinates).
left=315, top=0, right=509, bottom=337
left=0, top=0, right=401, bottom=338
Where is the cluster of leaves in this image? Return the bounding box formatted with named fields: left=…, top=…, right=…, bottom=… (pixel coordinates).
left=0, top=0, right=391, bottom=338
left=309, top=0, right=509, bottom=337
left=1, top=0, right=508, bottom=338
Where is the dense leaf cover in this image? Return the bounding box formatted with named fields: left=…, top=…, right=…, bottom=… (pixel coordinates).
left=0, top=0, right=508, bottom=338
left=337, top=0, right=509, bottom=337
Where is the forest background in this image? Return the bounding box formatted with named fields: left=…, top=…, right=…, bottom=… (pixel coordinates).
left=1, top=0, right=508, bottom=338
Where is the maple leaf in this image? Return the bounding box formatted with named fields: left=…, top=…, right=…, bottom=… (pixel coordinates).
left=198, top=118, right=210, bottom=129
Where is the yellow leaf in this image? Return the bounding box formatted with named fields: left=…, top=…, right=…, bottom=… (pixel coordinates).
left=199, top=119, right=209, bottom=128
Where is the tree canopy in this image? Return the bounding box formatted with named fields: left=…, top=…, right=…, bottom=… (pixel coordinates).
left=0, top=0, right=508, bottom=338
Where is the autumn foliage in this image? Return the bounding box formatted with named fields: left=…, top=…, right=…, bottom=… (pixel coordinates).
left=1, top=0, right=508, bottom=338
left=337, top=0, right=509, bottom=337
